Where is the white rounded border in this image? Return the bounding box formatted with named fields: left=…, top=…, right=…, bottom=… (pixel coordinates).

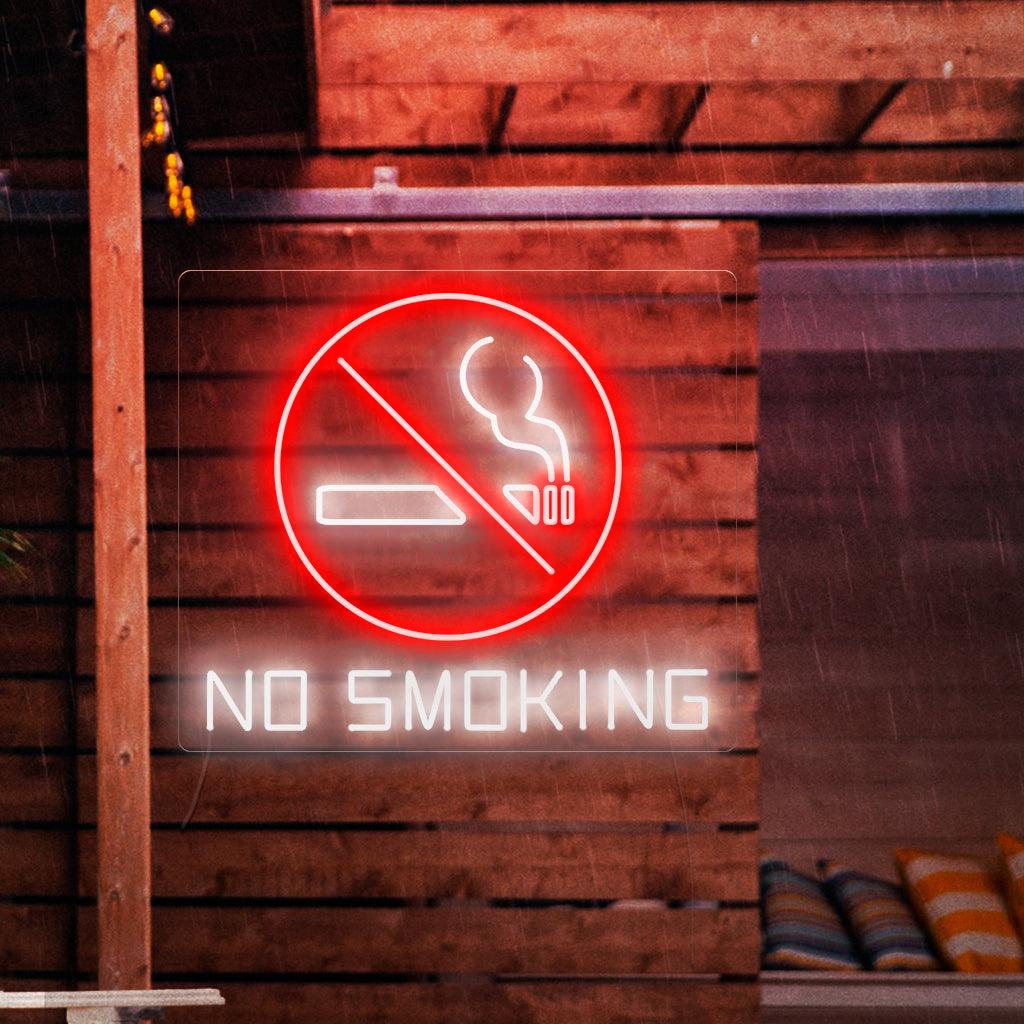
left=274, top=292, right=622, bottom=642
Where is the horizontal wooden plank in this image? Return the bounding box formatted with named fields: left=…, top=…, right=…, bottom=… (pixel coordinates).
left=188, top=980, right=759, bottom=1024
left=318, top=83, right=501, bottom=148
left=78, top=526, right=757, bottom=601
left=0, top=222, right=756, bottom=300
left=0, top=373, right=754, bottom=449
left=320, top=3, right=1023, bottom=83
left=0, top=379, right=72, bottom=449
left=193, top=447, right=753, bottom=524
left=87, top=827, right=757, bottom=901
left=4, top=449, right=755, bottom=527
left=506, top=83, right=687, bottom=147
left=0, top=306, right=83, bottom=375
left=0, top=298, right=755, bottom=376
left=79, top=904, right=761, bottom=975
left=685, top=82, right=887, bottom=146
left=0, top=455, right=72, bottom=525
left=0, top=533, right=71, bottom=598
left=2, top=826, right=756, bottom=901
left=0, top=606, right=71, bottom=673
left=10, top=524, right=757, bottom=602
left=0, top=753, right=73, bottom=822
left=0, top=976, right=757, bottom=1024
left=0, top=904, right=70, bottom=973
left=865, top=80, right=1024, bottom=145
left=82, top=752, right=758, bottom=823
left=0, top=677, right=72, bottom=747
left=5, top=751, right=759, bottom=825
left=76, top=602, right=760, bottom=676
left=164, top=297, right=756, bottom=372
left=17, top=146, right=1024, bottom=189
left=0, top=828, right=73, bottom=898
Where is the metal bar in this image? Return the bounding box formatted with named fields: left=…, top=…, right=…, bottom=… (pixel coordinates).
left=86, top=0, right=152, bottom=991
left=5, top=183, right=1023, bottom=223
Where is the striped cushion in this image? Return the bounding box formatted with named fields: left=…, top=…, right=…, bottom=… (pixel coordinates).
left=997, top=833, right=1024, bottom=938
left=819, top=860, right=940, bottom=971
left=761, top=858, right=861, bottom=970
left=895, top=847, right=1024, bottom=973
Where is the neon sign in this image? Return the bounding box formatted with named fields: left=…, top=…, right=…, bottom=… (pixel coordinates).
left=206, top=667, right=710, bottom=735
left=273, top=292, right=622, bottom=642
left=177, top=272, right=742, bottom=753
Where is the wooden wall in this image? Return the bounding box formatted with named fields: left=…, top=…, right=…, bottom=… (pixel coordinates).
left=760, top=257, right=1024, bottom=877
left=0, top=219, right=759, bottom=1022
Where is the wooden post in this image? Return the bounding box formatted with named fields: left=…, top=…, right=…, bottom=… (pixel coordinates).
left=86, top=0, right=152, bottom=989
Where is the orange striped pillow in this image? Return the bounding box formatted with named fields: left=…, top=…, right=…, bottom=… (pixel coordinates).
left=895, top=848, right=1024, bottom=973
left=997, top=833, right=1024, bottom=938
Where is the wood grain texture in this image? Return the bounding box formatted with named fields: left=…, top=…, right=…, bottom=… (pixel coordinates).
left=0, top=218, right=758, bottom=1010
left=505, top=83, right=686, bottom=146
left=188, top=980, right=758, bottom=1024
left=0, top=901, right=761, bottom=976
left=318, top=84, right=502, bottom=148
left=0, top=979, right=757, bottom=1024
left=0, top=222, right=757, bottom=300
left=162, top=298, right=757, bottom=372
left=5, top=825, right=758, bottom=901
left=319, top=3, right=1024, bottom=84
left=0, top=300, right=755, bottom=375
left=1, top=752, right=758, bottom=824
left=864, top=80, right=1024, bottom=144
left=16, top=147, right=1024, bottom=190
left=685, top=83, right=890, bottom=146
left=81, top=526, right=757, bottom=601
left=86, top=0, right=151, bottom=987
left=0, top=449, right=753, bottom=527
left=76, top=602, right=760, bottom=676
left=1, top=373, right=755, bottom=449
left=73, top=904, right=761, bottom=975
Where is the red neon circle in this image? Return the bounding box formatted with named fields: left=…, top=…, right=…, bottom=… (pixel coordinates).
left=274, top=292, right=622, bottom=642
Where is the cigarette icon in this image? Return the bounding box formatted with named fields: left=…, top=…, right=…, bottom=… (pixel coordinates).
left=315, top=483, right=466, bottom=526
left=460, top=336, right=576, bottom=526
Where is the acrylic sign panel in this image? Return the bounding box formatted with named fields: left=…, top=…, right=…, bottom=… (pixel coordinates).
left=175, top=268, right=749, bottom=751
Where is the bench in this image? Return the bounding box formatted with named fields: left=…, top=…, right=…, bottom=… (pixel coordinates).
left=0, top=990, right=224, bottom=1024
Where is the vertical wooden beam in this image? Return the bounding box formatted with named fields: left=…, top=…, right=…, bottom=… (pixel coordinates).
left=86, top=0, right=151, bottom=990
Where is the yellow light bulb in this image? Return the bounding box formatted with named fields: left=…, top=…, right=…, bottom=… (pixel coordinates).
left=148, top=8, right=174, bottom=36
left=151, top=63, right=172, bottom=92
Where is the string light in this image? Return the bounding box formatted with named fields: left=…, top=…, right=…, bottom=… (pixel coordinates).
left=142, top=8, right=197, bottom=224
left=147, top=7, right=174, bottom=36
left=150, top=62, right=172, bottom=93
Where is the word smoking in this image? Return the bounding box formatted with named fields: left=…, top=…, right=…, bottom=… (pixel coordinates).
left=206, top=667, right=710, bottom=733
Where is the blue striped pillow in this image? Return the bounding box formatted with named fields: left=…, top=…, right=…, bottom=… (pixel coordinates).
left=761, top=858, right=862, bottom=970
left=819, top=860, right=940, bottom=971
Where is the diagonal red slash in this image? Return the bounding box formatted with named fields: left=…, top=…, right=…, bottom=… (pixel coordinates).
left=336, top=357, right=556, bottom=576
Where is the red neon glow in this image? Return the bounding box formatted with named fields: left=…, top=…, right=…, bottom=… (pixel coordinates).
left=273, top=291, right=623, bottom=643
